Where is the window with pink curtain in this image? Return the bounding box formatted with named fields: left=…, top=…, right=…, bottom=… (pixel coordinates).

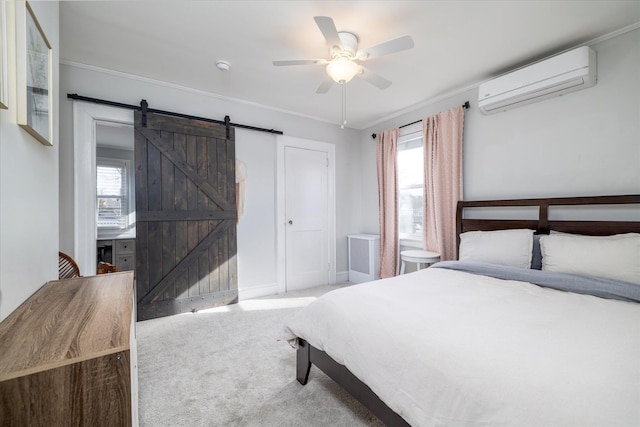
left=376, top=129, right=399, bottom=278
left=422, top=105, right=465, bottom=261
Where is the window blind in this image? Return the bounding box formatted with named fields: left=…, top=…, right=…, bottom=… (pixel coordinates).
left=97, top=159, right=129, bottom=229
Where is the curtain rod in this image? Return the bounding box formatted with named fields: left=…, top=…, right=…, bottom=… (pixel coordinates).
left=371, top=101, right=470, bottom=140
left=67, top=93, right=284, bottom=136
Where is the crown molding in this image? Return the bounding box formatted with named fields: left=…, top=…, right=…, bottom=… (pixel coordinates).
left=59, top=59, right=338, bottom=127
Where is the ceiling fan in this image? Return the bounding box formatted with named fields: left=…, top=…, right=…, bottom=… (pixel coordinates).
left=273, top=16, right=415, bottom=94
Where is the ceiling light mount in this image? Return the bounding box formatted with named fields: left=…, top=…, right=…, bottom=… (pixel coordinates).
left=216, top=60, right=231, bottom=71
left=324, top=32, right=361, bottom=84
left=332, top=32, right=358, bottom=59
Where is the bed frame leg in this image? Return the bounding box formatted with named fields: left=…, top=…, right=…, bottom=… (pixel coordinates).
left=296, top=338, right=311, bottom=385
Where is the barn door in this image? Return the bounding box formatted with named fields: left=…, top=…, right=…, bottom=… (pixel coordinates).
left=134, top=111, right=237, bottom=320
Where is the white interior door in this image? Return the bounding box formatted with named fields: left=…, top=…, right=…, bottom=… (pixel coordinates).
left=285, top=146, right=329, bottom=291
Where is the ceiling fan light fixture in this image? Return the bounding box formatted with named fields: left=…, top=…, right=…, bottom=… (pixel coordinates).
left=326, top=58, right=359, bottom=84
left=272, top=16, right=415, bottom=128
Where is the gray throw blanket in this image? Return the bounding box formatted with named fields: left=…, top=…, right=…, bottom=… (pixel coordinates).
left=433, top=260, right=640, bottom=303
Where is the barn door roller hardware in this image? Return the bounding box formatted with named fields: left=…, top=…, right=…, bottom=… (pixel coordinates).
left=141, top=99, right=148, bottom=127
left=224, top=115, right=231, bottom=139
left=67, top=93, right=283, bottom=137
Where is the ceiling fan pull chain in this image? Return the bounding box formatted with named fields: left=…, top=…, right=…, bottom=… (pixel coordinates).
left=341, top=83, right=347, bottom=129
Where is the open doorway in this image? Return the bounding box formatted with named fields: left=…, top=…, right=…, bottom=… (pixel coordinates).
left=72, top=102, right=133, bottom=275
left=95, top=122, right=135, bottom=273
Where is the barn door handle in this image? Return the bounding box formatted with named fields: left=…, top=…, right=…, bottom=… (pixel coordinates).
left=288, top=220, right=293, bottom=225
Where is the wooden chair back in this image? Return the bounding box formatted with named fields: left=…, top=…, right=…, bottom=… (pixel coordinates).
left=58, top=252, right=81, bottom=279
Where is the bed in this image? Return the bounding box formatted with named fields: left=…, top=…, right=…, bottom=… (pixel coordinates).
left=282, top=195, right=640, bottom=426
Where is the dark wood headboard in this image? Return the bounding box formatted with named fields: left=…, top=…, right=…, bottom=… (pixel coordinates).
left=456, top=194, right=640, bottom=257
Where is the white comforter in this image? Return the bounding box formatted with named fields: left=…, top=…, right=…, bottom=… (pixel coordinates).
left=283, top=267, right=640, bottom=426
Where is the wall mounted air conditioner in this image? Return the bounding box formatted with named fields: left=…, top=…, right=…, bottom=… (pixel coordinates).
left=478, top=46, right=596, bottom=114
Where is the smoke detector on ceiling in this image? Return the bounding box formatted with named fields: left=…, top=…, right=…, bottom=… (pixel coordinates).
left=216, top=60, right=231, bottom=71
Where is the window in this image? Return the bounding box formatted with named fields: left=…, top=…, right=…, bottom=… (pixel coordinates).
left=397, top=123, right=424, bottom=242
left=97, top=158, right=130, bottom=231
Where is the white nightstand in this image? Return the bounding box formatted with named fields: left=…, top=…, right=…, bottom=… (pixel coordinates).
left=400, top=250, right=440, bottom=274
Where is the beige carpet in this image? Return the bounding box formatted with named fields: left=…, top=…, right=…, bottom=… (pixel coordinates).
left=136, top=283, right=385, bottom=426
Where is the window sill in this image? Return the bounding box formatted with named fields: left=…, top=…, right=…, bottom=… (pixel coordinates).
left=98, top=229, right=136, bottom=240
left=399, top=238, right=423, bottom=249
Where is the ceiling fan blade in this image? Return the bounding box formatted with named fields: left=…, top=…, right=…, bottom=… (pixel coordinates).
left=316, top=76, right=334, bottom=94
left=358, top=35, right=414, bottom=60
left=357, top=66, right=392, bottom=90
left=272, top=59, right=327, bottom=66
left=314, top=16, right=343, bottom=51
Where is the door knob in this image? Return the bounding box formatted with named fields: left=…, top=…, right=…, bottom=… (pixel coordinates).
left=288, top=220, right=293, bottom=225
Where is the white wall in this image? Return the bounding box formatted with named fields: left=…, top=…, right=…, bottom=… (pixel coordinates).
left=234, top=129, right=278, bottom=298
left=357, top=27, right=640, bottom=235
left=0, top=1, right=59, bottom=320
left=59, top=63, right=361, bottom=297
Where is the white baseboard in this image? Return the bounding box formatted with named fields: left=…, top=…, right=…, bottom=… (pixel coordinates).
left=238, top=282, right=279, bottom=300
left=336, top=271, right=349, bottom=283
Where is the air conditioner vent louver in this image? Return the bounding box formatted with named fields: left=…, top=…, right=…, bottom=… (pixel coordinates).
left=478, top=46, right=596, bottom=114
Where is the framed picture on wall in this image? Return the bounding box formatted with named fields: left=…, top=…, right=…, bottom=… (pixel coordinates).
left=16, top=1, right=52, bottom=146
left=0, top=0, right=8, bottom=110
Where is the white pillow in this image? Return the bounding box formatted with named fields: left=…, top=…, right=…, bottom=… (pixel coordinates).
left=540, top=233, right=640, bottom=284
left=459, top=229, right=534, bottom=269
left=550, top=230, right=638, bottom=239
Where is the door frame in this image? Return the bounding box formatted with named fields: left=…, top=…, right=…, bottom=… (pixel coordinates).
left=72, top=101, right=133, bottom=275
left=276, top=136, right=336, bottom=294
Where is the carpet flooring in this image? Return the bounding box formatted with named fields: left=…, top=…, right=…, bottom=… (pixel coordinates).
left=137, top=284, right=385, bottom=426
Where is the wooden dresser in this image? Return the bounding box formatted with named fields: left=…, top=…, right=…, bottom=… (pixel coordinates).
left=0, top=272, right=138, bottom=426
left=97, top=238, right=136, bottom=272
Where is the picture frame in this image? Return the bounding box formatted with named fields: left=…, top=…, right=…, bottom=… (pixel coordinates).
left=16, top=1, right=52, bottom=146
left=0, top=0, right=8, bottom=110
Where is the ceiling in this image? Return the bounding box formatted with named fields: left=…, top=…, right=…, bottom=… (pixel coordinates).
left=60, top=1, right=640, bottom=130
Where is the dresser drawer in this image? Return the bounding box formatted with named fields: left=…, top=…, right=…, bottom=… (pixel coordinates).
left=115, top=239, right=135, bottom=254
left=116, top=254, right=135, bottom=272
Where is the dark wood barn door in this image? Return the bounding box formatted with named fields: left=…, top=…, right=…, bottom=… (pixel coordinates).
left=135, top=111, right=237, bottom=320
